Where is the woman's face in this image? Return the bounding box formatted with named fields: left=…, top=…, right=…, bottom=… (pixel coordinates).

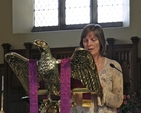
left=82, top=31, right=101, bottom=57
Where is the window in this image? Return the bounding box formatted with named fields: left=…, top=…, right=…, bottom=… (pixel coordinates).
left=32, top=0, right=129, bottom=32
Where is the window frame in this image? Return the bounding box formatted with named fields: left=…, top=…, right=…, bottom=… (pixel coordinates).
left=31, top=0, right=123, bottom=32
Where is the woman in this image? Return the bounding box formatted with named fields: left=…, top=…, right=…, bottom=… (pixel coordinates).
left=71, top=24, right=123, bottom=113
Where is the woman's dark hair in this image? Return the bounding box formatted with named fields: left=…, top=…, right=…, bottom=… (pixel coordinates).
left=79, top=24, right=106, bottom=56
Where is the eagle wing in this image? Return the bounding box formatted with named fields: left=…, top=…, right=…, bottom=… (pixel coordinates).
left=5, top=52, right=31, bottom=95
left=70, top=48, right=102, bottom=95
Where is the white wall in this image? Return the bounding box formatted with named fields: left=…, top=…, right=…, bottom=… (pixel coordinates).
left=0, top=0, right=141, bottom=64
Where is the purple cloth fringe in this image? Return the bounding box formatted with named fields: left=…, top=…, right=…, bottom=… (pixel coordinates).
left=60, top=58, right=71, bottom=113
left=28, top=59, right=38, bottom=113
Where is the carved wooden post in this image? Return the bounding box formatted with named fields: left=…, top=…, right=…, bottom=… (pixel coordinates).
left=1, top=43, right=11, bottom=113
left=23, top=42, right=33, bottom=59
left=106, top=38, right=115, bottom=59
left=0, top=64, right=4, bottom=111
left=131, top=36, right=140, bottom=91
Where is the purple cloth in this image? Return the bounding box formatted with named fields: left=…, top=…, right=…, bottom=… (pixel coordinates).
left=60, top=58, right=70, bottom=113
left=28, top=59, right=38, bottom=113
left=83, top=93, right=91, bottom=99
left=39, top=80, right=47, bottom=99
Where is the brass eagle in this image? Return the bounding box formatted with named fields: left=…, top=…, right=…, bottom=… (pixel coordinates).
left=5, top=39, right=102, bottom=96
